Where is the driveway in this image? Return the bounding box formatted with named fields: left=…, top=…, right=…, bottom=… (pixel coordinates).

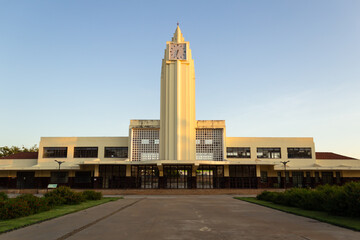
left=0, top=195, right=359, bottom=240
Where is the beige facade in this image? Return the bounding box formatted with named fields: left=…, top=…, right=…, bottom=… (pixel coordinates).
left=1, top=26, right=359, bottom=189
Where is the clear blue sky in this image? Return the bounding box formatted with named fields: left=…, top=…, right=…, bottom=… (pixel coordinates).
left=1, top=0, right=359, bottom=158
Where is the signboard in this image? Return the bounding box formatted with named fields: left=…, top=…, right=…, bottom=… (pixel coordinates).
left=47, top=184, right=57, bottom=189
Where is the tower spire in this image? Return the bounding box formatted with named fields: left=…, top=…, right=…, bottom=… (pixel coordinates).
left=172, top=24, right=184, bottom=43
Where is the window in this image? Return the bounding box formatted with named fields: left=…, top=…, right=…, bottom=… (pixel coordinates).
left=141, top=139, right=150, bottom=144
left=306, top=172, right=311, bottom=184
left=104, top=147, right=128, bottom=158
left=277, top=172, right=282, bottom=185
left=336, top=172, right=341, bottom=184
left=315, top=172, right=320, bottom=183
left=43, top=147, right=67, bottom=158
left=257, top=148, right=281, bottom=159
left=287, top=148, right=312, bottom=159
left=196, top=128, right=223, bottom=161
left=322, top=172, right=333, bottom=185
left=260, top=171, right=268, bottom=183
left=74, top=147, right=98, bottom=158
left=285, top=172, right=290, bottom=183
left=131, top=128, right=160, bottom=161
left=227, top=147, right=251, bottom=158
left=50, top=172, right=68, bottom=183
left=74, top=171, right=92, bottom=183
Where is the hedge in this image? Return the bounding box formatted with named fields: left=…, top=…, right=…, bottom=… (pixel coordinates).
left=257, top=181, right=360, bottom=217
left=0, top=187, right=103, bottom=220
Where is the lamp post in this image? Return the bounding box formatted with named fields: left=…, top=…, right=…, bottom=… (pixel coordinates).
left=280, top=161, right=290, bottom=190
left=54, top=160, right=65, bottom=170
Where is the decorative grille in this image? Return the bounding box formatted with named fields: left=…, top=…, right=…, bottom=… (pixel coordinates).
left=131, top=128, right=160, bottom=161
left=196, top=128, right=224, bottom=161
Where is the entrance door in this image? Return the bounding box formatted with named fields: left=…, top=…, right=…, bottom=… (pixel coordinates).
left=16, top=172, right=35, bottom=189
left=196, top=165, right=224, bottom=189
left=163, top=165, right=192, bottom=189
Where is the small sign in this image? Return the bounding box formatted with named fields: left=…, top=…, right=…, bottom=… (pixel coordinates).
left=47, top=184, right=57, bottom=189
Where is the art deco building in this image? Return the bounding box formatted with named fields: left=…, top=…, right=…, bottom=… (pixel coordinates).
left=1, top=26, right=360, bottom=189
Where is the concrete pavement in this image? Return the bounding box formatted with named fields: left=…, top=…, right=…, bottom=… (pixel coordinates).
left=0, top=195, right=359, bottom=240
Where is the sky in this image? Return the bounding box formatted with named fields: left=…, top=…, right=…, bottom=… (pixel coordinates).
left=0, top=0, right=359, bottom=158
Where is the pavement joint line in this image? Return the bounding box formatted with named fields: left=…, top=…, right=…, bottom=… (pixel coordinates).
left=55, top=198, right=145, bottom=240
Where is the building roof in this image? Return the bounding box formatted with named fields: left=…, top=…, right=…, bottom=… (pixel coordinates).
left=0, top=152, right=38, bottom=159
left=316, top=152, right=356, bottom=160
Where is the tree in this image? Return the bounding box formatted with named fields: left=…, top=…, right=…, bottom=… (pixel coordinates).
left=0, top=145, right=38, bottom=157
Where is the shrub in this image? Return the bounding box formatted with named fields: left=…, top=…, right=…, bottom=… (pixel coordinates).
left=0, top=198, right=31, bottom=220
left=44, top=186, right=85, bottom=206
left=16, top=194, right=50, bottom=214
left=82, top=190, right=102, bottom=201
left=343, top=181, right=360, bottom=217
left=0, top=192, right=8, bottom=201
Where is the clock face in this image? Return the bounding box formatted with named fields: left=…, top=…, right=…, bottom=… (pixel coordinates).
left=169, top=43, right=186, bottom=60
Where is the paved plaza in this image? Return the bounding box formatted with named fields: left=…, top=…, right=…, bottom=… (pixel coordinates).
left=0, top=195, right=359, bottom=240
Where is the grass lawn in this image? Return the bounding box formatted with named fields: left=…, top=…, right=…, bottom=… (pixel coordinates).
left=0, top=197, right=121, bottom=233
left=235, top=197, right=360, bottom=231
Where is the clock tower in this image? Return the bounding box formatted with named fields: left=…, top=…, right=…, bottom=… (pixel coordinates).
left=159, top=25, right=196, bottom=161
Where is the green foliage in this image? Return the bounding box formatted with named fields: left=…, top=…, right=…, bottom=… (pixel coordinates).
left=0, top=145, right=38, bottom=157
left=0, top=192, right=8, bottom=201
left=256, top=181, right=360, bottom=217
left=0, top=198, right=31, bottom=220
left=16, top=194, right=50, bottom=214
left=82, top=190, right=102, bottom=200
left=44, top=186, right=85, bottom=206
left=0, top=187, right=105, bottom=221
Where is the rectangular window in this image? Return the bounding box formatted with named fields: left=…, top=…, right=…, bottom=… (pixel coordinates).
left=227, top=147, right=251, bottom=158
left=285, top=172, right=290, bottom=183
left=50, top=172, right=68, bottom=183
left=336, top=172, right=341, bottom=184
left=104, top=147, right=128, bottom=158
left=287, top=148, right=312, bottom=159
left=74, top=171, right=92, bottom=183
left=131, top=128, right=160, bottom=161
left=260, top=171, right=268, bottom=183
left=315, top=172, right=320, bottom=183
left=306, top=172, right=311, bottom=184
left=141, top=139, right=150, bottom=144
left=196, top=128, right=224, bottom=161
left=322, top=172, right=333, bottom=185
left=74, top=147, right=98, bottom=158
left=257, top=148, right=281, bottom=159
left=43, top=147, right=67, bottom=158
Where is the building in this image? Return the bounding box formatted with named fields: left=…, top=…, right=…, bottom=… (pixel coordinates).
left=1, top=26, right=360, bottom=190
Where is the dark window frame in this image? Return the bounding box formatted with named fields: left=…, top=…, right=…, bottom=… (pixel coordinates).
left=226, top=147, right=251, bottom=158
left=43, top=147, right=67, bottom=158
left=287, top=147, right=312, bottom=159
left=104, top=147, right=128, bottom=158
left=74, top=147, right=98, bottom=158
left=257, top=148, right=281, bottom=159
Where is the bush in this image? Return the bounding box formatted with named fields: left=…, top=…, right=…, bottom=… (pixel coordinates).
left=82, top=190, right=102, bottom=201
left=16, top=194, right=50, bottom=214
left=0, top=192, right=8, bottom=201
left=256, top=182, right=360, bottom=217
left=44, top=186, right=85, bottom=206
left=0, top=198, right=31, bottom=220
